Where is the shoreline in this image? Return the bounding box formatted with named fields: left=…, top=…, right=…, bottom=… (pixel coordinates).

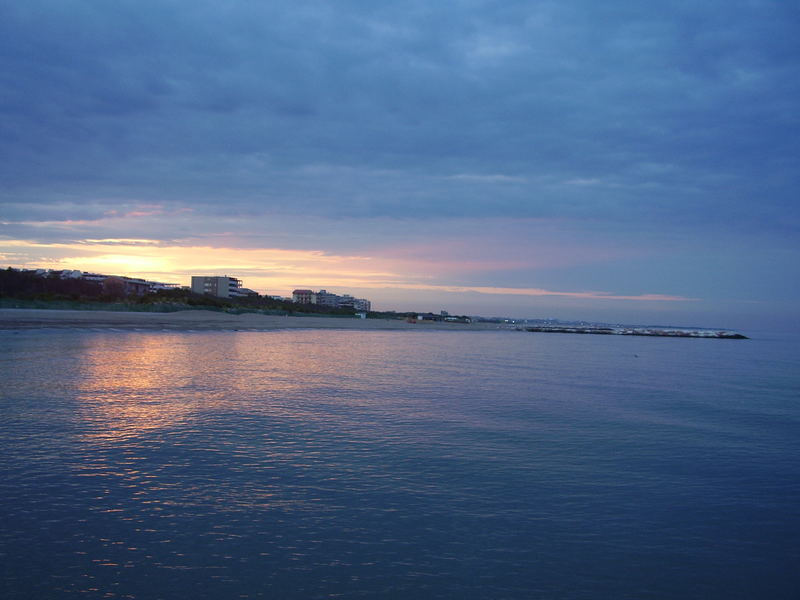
left=0, top=308, right=513, bottom=332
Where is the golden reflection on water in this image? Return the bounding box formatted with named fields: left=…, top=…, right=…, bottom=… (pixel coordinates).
left=71, top=328, right=464, bottom=452
left=72, top=330, right=391, bottom=444
left=75, top=334, right=206, bottom=443
left=67, top=331, right=396, bottom=521
left=72, top=330, right=470, bottom=448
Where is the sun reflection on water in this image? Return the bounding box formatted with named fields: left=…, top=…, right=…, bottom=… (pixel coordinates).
left=74, top=335, right=204, bottom=443
left=65, top=329, right=484, bottom=525
left=67, top=330, right=422, bottom=523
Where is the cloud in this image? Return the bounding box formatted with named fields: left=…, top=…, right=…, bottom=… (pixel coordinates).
left=0, top=0, right=797, bottom=230
left=379, top=283, right=694, bottom=302
left=444, top=174, right=527, bottom=184
left=0, top=1, right=798, bottom=326
left=1, top=238, right=691, bottom=303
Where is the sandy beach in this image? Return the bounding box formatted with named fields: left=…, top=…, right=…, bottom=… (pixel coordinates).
left=0, top=308, right=514, bottom=332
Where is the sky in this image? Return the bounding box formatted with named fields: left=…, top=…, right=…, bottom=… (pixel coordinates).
left=1, top=0, right=798, bottom=331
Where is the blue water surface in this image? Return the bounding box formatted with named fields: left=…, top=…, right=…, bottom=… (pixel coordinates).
left=1, top=328, right=798, bottom=599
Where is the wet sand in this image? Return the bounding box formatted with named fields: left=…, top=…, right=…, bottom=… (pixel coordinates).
left=0, top=308, right=513, bottom=332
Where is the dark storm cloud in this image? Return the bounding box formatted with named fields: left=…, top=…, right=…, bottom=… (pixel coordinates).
left=1, top=0, right=798, bottom=230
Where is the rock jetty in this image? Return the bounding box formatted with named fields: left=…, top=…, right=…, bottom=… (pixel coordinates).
left=524, top=326, right=748, bottom=339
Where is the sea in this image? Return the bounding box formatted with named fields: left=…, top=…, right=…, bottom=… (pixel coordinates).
left=1, top=327, right=798, bottom=599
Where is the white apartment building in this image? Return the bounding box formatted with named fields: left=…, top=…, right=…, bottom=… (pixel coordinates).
left=192, top=276, right=246, bottom=298
left=314, top=289, right=338, bottom=307
left=291, top=288, right=370, bottom=311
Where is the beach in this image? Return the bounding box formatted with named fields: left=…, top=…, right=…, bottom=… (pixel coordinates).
left=0, top=308, right=511, bottom=331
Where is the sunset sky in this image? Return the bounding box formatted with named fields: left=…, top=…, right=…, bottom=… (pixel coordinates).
left=2, top=1, right=798, bottom=330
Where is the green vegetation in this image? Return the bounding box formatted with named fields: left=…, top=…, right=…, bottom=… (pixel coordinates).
left=0, top=268, right=359, bottom=317
left=1, top=268, right=478, bottom=321
left=1, top=268, right=103, bottom=301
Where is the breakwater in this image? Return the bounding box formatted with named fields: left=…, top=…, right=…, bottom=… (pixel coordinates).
left=524, top=326, right=748, bottom=339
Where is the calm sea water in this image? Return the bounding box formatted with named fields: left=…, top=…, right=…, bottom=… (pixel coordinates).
left=1, top=328, right=798, bottom=599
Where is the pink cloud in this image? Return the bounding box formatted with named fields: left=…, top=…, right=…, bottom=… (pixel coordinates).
left=365, top=282, right=696, bottom=302
left=369, top=236, right=635, bottom=276
left=1, top=239, right=696, bottom=304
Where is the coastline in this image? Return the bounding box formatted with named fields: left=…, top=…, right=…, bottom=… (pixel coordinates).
left=0, top=308, right=513, bottom=332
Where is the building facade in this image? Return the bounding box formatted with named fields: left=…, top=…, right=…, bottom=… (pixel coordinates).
left=292, top=289, right=317, bottom=304
left=101, top=276, right=150, bottom=297
left=314, top=289, right=338, bottom=307
left=192, top=276, right=244, bottom=298
left=291, top=288, right=370, bottom=311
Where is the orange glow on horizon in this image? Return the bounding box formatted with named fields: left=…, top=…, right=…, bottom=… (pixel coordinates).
left=1, top=239, right=696, bottom=303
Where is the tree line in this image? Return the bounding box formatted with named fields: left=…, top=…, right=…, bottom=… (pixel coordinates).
left=0, top=268, right=356, bottom=315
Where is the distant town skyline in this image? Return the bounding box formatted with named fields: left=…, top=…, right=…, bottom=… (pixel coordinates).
left=2, top=1, right=798, bottom=331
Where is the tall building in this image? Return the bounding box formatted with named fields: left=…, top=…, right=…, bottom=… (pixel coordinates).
left=192, top=276, right=244, bottom=298
left=314, top=289, right=338, bottom=307
left=353, top=298, right=371, bottom=312
left=337, top=295, right=356, bottom=309
left=292, top=289, right=316, bottom=304
left=291, top=288, right=370, bottom=311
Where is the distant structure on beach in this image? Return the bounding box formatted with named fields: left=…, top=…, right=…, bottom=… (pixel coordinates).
left=191, top=275, right=257, bottom=299
left=292, top=288, right=371, bottom=312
